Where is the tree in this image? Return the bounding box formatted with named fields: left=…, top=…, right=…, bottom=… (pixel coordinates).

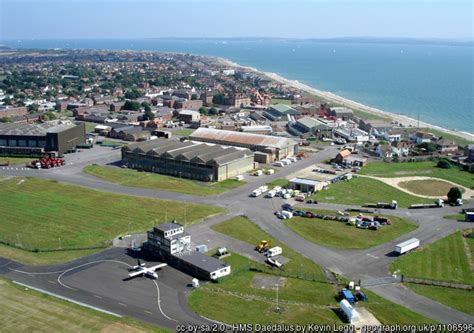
left=141, top=102, right=151, bottom=112
left=191, top=94, right=198, bottom=100
left=437, top=159, right=451, bottom=169
left=124, top=100, right=141, bottom=111
left=417, top=142, right=438, bottom=152
left=0, top=117, right=12, bottom=123
left=124, top=89, right=142, bottom=99
left=27, top=103, right=39, bottom=113
left=40, top=112, right=56, bottom=121
left=212, top=93, right=225, bottom=105
left=447, top=187, right=462, bottom=204
left=142, top=109, right=155, bottom=121
left=198, top=107, right=208, bottom=115
left=208, top=107, right=218, bottom=115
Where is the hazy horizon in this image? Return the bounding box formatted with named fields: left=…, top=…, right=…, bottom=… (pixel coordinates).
left=1, top=0, right=472, bottom=40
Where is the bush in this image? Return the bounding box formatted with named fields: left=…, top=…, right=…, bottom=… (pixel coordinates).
left=447, top=187, right=462, bottom=204
left=437, top=159, right=451, bottom=169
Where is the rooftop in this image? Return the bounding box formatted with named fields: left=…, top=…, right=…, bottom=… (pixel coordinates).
left=189, top=127, right=297, bottom=149
left=0, top=121, right=78, bottom=136
left=175, top=251, right=229, bottom=273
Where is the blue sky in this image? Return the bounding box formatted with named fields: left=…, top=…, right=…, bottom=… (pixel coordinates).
left=1, top=0, right=472, bottom=40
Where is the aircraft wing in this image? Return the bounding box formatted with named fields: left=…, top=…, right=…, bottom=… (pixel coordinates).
left=127, top=270, right=145, bottom=278
left=149, top=263, right=167, bottom=271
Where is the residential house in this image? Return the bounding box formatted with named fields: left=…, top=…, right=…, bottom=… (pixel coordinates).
left=437, top=140, right=458, bottom=155
left=410, top=131, right=435, bottom=144
left=375, top=144, right=394, bottom=159
left=335, top=149, right=352, bottom=164
left=391, top=141, right=413, bottom=157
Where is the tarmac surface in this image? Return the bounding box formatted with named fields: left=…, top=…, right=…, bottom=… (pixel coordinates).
left=1, top=144, right=473, bottom=327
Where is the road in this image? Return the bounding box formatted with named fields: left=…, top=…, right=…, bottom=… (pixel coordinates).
left=1, top=144, right=473, bottom=326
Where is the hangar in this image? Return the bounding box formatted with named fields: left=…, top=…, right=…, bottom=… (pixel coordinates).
left=189, top=127, right=298, bottom=163
left=121, top=138, right=255, bottom=182
left=0, top=121, right=86, bottom=156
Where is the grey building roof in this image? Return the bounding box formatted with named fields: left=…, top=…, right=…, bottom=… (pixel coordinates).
left=123, top=138, right=253, bottom=166
left=176, top=251, right=229, bottom=273
left=0, top=122, right=77, bottom=136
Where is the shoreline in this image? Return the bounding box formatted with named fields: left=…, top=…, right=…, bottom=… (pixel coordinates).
left=217, top=57, right=474, bottom=142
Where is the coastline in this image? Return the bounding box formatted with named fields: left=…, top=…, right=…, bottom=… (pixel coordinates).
left=217, top=57, right=474, bottom=143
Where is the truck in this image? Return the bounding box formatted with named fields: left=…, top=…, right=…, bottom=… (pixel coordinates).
left=363, top=200, right=398, bottom=209
left=340, top=289, right=356, bottom=304
left=266, top=246, right=282, bottom=257
left=255, top=240, right=272, bottom=253
left=409, top=199, right=444, bottom=209
left=395, top=238, right=420, bottom=255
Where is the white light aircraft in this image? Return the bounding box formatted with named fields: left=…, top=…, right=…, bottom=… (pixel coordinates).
left=125, top=261, right=167, bottom=280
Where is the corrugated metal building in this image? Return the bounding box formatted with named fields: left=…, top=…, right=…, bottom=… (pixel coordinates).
left=189, top=127, right=298, bottom=163
left=122, top=138, right=254, bottom=181
left=0, top=121, right=86, bottom=156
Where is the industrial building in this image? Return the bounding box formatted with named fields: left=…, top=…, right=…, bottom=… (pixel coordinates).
left=189, top=127, right=298, bottom=163
left=144, top=222, right=231, bottom=280
left=122, top=138, right=255, bottom=182
left=264, top=104, right=300, bottom=121
left=0, top=121, right=86, bottom=156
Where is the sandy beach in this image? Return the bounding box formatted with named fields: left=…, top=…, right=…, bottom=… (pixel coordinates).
left=218, top=58, right=473, bottom=143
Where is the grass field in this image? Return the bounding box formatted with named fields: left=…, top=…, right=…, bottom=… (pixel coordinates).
left=0, top=243, right=100, bottom=266
left=211, top=216, right=325, bottom=280
left=421, top=128, right=474, bottom=146
left=0, top=177, right=225, bottom=251
left=360, top=161, right=474, bottom=189
left=285, top=209, right=417, bottom=249
left=353, top=109, right=391, bottom=121
left=267, top=178, right=289, bottom=188
left=0, top=156, right=33, bottom=165
left=309, top=177, right=432, bottom=208
left=173, top=129, right=194, bottom=136
left=0, top=278, right=168, bottom=333
left=188, top=253, right=433, bottom=325
left=96, top=140, right=123, bottom=147
left=399, top=179, right=464, bottom=197
left=406, top=283, right=474, bottom=316
left=83, top=122, right=97, bottom=133
left=444, top=213, right=466, bottom=221
left=84, top=165, right=245, bottom=196
left=390, top=231, right=473, bottom=285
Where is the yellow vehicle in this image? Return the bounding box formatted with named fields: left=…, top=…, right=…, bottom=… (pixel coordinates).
left=255, top=240, right=272, bottom=253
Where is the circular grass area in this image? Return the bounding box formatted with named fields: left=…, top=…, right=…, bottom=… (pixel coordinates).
left=398, top=179, right=464, bottom=197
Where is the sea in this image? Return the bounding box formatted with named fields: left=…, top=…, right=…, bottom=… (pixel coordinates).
left=2, top=38, right=473, bottom=133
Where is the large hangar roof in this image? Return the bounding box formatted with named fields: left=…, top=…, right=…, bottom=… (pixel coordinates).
left=189, top=128, right=297, bottom=149
left=123, top=138, right=253, bottom=166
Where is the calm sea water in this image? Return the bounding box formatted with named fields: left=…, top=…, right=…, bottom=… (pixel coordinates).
left=2, top=39, right=473, bottom=133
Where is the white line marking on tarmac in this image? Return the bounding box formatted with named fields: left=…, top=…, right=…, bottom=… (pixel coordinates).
left=144, top=310, right=153, bottom=315
left=47, top=280, right=56, bottom=284
left=118, top=302, right=127, bottom=307
left=366, top=253, right=379, bottom=259
left=93, top=294, right=102, bottom=299
left=151, top=279, right=178, bottom=323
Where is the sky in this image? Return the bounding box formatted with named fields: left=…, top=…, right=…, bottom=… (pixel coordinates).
left=0, top=0, right=472, bottom=40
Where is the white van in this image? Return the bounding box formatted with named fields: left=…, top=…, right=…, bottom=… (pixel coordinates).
left=266, top=169, right=275, bottom=175
left=234, top=175, right=244, bottom=181
left=273, top=161, right=285, bottom=167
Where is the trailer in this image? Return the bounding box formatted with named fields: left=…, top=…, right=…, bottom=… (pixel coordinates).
left=266, top=257, right=283, bottom=268
left=395, top=238, right=420, bottom=255
left=266, top=246, right=282, bottom=257
left=251, top=189, right=263, bottom=197
left=409, top=199, right=444, bottom=209
left=339, top=299, right=360, bottom=324
left=363, top=200, right=398, bottom=209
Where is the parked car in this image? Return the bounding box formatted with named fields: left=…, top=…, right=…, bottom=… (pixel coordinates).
left=293, top=210, right=306, bottom=217
left=306, top=199, right=318, bottom=204
left=305, top=211, right=314, bottom=218
left=282, top=203, right=293, bottom=212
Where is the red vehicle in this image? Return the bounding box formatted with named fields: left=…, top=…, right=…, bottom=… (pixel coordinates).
left=306, top=212, right=314, bottom=218
left=30, top=156, right=65, bottom=169
left=358, top=215, right=373, bottom=222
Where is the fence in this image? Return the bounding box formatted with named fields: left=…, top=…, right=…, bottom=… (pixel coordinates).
left=360, top=276, right=401, bottom=287
left=403, top=277, right=473, bottom=290
left=0, top=238, right=110, bottom=253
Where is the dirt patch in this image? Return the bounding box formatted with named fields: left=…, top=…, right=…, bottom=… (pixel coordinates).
left=399, top=179, right=459, bottom=197
left=101, top=323, right=145, bottom=333
left=394, top=170, right=433, bottom=176
left=252, top=275, right=287, bottom=290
